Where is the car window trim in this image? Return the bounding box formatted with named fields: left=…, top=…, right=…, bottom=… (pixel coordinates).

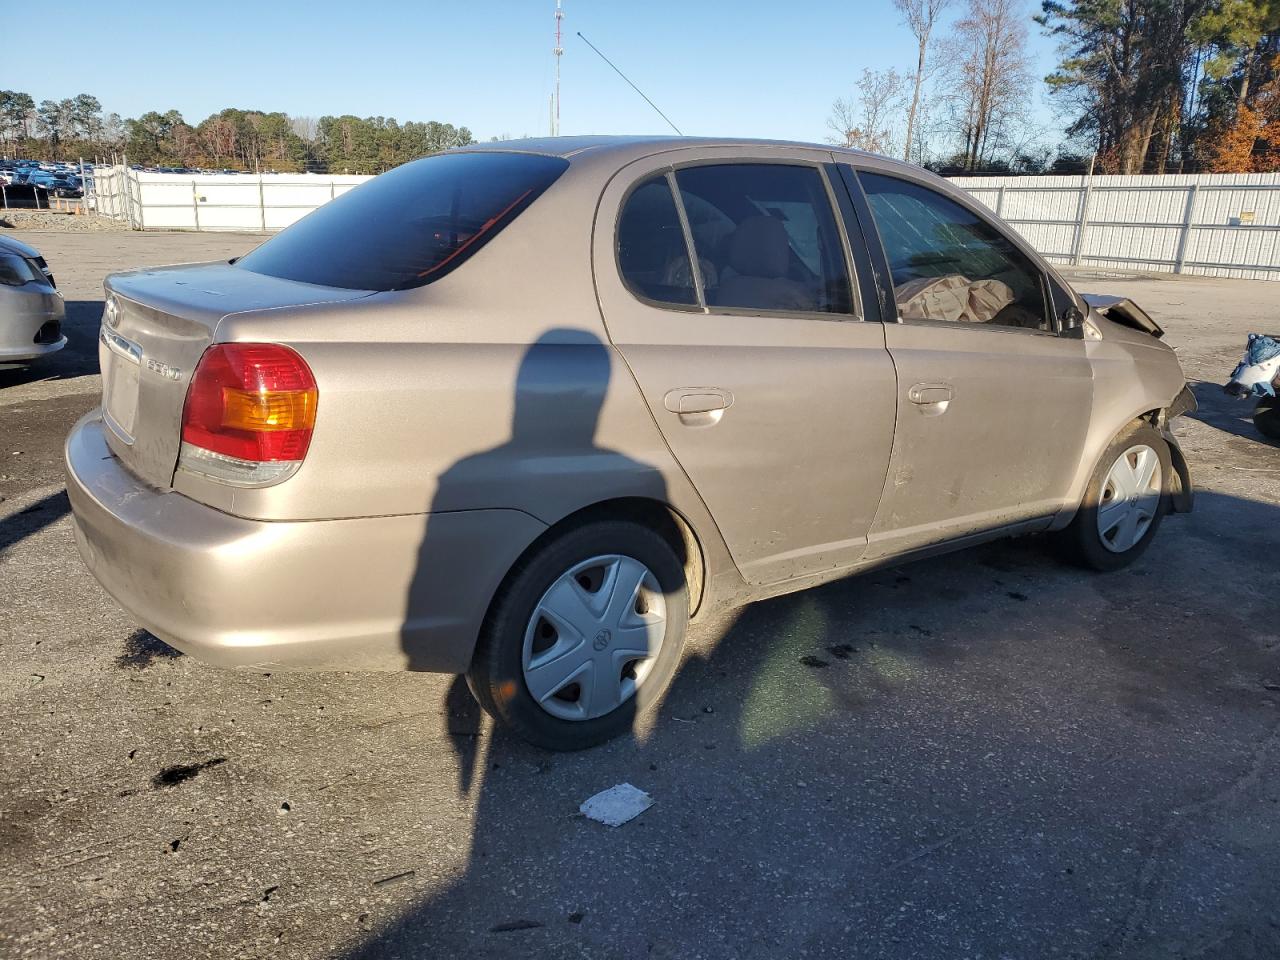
left=666, top=170, right=708, bottom=310
left=825, top=161, right=885, bottom=324
left=613, top=169, right=705, bottom=314
left=835, top=164, right=897, bottom=326
left=616, top=156, right=864, bottom=323
left=844, top=164, right=1067, bottom=338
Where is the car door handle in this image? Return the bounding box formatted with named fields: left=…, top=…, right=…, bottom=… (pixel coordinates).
left=663, top=387, right=734, bottom=426
left=908, top=382, right=953, bottom=416
left=908, top=383, right=953, bottom=405
left=664, top=388, right=733, bottom=414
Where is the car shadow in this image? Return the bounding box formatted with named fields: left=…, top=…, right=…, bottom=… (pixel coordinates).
left=333, top=329, right=1280, bottom=957
left=336, top=490, right=1280, bottom=959
left=1186, top=378, right=1279, bottom=448
left=0, top=489, right=69, bottom=556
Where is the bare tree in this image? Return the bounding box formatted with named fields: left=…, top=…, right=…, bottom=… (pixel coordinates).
left=289, top=115, right=318, bottom=143
left=894, top=0, right=953, bottom=162
left=906, top=91, right=939, bottom=165
left=827, top=68, right=908, bottom=155
left=941, top=0, right=1034, bottom=169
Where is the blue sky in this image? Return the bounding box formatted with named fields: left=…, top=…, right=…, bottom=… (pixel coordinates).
left=14, top=1, right=1064, bottom=147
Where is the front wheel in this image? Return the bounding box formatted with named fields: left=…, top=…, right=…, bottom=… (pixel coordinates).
left=467, top=520, right=689, bottom=751
left=1060, top=422, right=1171, bottom=572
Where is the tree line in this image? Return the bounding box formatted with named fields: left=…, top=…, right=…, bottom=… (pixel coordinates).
left=0, top=91, right=474, bottom=173
left=830, top=0, right=1280, bottom=174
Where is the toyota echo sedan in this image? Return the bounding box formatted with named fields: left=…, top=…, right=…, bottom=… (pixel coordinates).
left=66, top=137, right=1195, bottom=750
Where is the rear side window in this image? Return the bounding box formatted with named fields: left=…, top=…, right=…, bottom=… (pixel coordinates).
left=859, top=172, right=1049, bottom=332
left=616, top=175, right=697, bottom=306
left=675, top=164, right=852, bottom=315
left=235, top=152, right=568, bottom=291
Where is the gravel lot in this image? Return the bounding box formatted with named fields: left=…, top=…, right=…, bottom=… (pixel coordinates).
left=1, top=231, right=1278, bottom=960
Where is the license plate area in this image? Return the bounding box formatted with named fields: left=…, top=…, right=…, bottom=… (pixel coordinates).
left=100, top=326, right=142, bottom=442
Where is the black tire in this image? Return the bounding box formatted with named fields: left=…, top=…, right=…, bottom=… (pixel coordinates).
left=467, top=520, right=689, bottom=751
left=1254, top=395, right=1280, bottom=441
left=1060, top=421, right=1172, bottom=572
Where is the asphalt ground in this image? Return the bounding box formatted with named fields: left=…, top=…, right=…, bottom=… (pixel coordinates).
left=1, top=231, right=1278, bottom=960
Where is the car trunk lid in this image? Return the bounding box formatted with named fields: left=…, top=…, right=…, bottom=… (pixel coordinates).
left=99, top=262, right=371, bottom=490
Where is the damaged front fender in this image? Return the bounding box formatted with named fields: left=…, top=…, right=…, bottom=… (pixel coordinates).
left=1081, top=293, right=1165, bottom=339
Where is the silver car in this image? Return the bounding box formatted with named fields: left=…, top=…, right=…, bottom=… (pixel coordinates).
left=66, top=137, right=1195, bottom=750
left=0, top=233, right=66, bottom=364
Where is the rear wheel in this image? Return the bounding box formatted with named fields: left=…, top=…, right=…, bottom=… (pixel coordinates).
left=467, top=520, right=689, bottom=751
left=1061, top=422, right=1171, bottom=572
left=1254, top=395, right=1280, bottom=441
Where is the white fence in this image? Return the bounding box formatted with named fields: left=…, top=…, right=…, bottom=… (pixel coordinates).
left=91, top=165, right=1280, bottom=281
left=951, top=172, right=1280, bottom=281
left=91, top=166, right=371, bottom=232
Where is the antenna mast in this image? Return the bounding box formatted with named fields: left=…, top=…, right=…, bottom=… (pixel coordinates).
left=552, top=0, right=564, bottom=136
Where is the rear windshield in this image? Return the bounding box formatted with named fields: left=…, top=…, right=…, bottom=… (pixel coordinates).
left=234, top=152, right=569, bottom=291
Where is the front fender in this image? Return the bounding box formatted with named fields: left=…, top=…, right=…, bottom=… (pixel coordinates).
left=1056, top=330, right=1192, bottom=527
left=1161, top=424, right=1194, bottom=513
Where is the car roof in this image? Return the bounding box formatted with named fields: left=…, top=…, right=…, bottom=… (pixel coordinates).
left=458, top=134, right=896, bottom=167
left=0, top=232, right=41, bottom=259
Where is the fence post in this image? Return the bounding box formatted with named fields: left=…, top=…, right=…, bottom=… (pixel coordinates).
left=259, top=176, right=267, bottom=232
left=1072, top=175, right=1094, bottom=266
left=1173, top=183, right=1199, bottom=274
left=134, top=169, right=144, bottom=230
left=995, top=184, right=1006, bottom=218
left=192, top=179, right=201, bottom=232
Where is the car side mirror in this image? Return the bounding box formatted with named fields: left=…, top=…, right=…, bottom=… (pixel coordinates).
left=1060, top=306, right=1084, bottom=338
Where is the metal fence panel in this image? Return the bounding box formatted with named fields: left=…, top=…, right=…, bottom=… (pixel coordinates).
left=90, top=166, right=371, bottom=233
left=88, top=166, right=1280, bottom=281
left=950, top=172, right=1280, bottom=280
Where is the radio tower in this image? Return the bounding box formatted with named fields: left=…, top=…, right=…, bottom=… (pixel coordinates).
left=552, top=0, right=564, bottom=136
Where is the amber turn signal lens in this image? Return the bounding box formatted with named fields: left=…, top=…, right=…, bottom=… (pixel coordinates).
left=220, top=387, right=317, bottom=433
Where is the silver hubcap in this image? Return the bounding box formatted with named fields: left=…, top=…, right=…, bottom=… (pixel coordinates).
left=522, top=554, right=667, bottom=721
left=1097, top=444, right=1162, bottom=553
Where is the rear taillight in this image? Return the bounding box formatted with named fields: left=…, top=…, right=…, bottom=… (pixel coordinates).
left=178, top=343, right=318, bottom=486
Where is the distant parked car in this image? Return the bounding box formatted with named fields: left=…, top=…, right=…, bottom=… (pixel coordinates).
left=0, top=233, right=65, bottom=365
left=49, top=176, right=82, bottom=198
left=65, top=136, right=1196, bottom=750
left=1, top=183, right=51, bottom=208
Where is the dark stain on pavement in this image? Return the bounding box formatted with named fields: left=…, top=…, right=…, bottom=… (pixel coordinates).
left=115, top=630, right=183, bottom=670
left=150, top=757, right=226, bottom=789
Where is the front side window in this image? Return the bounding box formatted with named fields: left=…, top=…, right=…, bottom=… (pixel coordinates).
left=236, top=152, right=569, bottom=291
left=859, top=172, right=1050, bottom=332
left=675, top=164, right=852, bottom=315
left=616, top=174, right=697, bottom=306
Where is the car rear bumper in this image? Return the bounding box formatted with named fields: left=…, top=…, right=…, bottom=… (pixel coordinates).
left=65, top=410, right=546, bottom=673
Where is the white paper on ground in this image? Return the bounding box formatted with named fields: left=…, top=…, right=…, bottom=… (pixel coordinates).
left=580, top=783, right=653, bottom=827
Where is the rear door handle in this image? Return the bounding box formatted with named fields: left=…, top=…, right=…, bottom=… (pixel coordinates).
left=663, top=387, right=734, bottom=426
left=908, top=383, right=953, bottom=405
